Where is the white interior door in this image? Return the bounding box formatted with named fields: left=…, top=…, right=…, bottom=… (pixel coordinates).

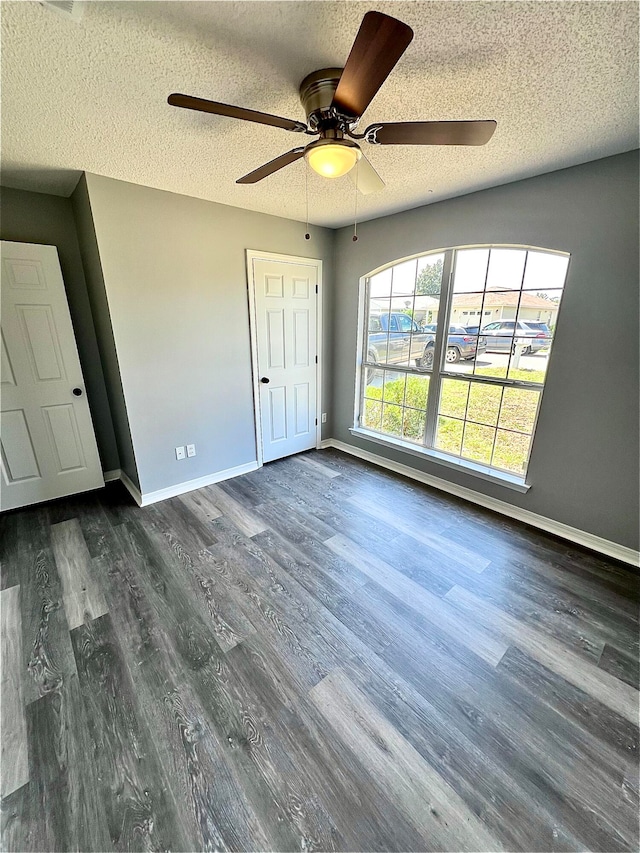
left=1, top=241, right=104, bottom=511
left=250, top=254, right=319, bottom=464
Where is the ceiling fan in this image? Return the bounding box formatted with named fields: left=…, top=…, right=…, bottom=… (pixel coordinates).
left=168, top=10, right=496, bottom=194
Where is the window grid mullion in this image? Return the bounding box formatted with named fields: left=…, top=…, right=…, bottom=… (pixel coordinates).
left=430, top=413, right=534, bottom=438
left=408, top=257, right=419, bottom=386
left=460, top=416, right=470, bottom=461
left=458, top=379, right=473, bottom=457
left=470, top=252, right=491, bottom=378
left=439, top=370, right=543, bottom=391
left=423, top=250, right=454, bottom=448
left=358, top=276, right=371, bottom=429
left=506, top=251, right=529, bottom=375
left=521, top=389, right=544, bottom=472
left=360, top=360, right=544, bottom=393
left=488, top=385, right=505, bottom=467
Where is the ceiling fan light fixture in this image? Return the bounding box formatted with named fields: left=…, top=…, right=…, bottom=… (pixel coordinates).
left=169, top=11, right=496, bottom=192
left=305, top=139, right=361, bottom=178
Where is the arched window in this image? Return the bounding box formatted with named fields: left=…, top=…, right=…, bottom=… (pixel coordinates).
left=356, top=246, right=569, bottom=482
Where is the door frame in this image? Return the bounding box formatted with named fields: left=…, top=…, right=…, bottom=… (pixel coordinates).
left=246, top=249, right=323, bottom=468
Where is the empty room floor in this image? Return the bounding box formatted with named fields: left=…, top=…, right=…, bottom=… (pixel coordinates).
left=1, top=449, right=638, bottom=852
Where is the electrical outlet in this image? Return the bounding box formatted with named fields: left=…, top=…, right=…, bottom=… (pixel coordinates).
left=186, top=444, right=196, bottom=457
left=175, top=446, right=186, bottom=460
left=321, top=413, right=327, bottom=424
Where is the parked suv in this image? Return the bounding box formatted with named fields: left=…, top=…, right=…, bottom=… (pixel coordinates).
left=479, top=320, right=548, bottom=354
left=416, top=324, right=487, bottom=369
left=523, top=321, right=552, bottom=336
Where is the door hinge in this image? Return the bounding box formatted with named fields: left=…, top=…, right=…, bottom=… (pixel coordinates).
left=315, top=418, right=318, bottom=426
left=315, top=355, right=318, bottom=364
left=315, top=284, right=318, bottom=294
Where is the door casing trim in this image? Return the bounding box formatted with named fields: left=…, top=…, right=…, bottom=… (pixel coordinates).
left=246, top=249, right=323, bottom=468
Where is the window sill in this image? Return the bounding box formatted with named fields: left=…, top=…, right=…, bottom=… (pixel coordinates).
left=349, top=427, right=531, bottom=493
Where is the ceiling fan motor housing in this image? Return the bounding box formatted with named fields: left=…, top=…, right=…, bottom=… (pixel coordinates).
left=299, top=68, right=350, bottom=131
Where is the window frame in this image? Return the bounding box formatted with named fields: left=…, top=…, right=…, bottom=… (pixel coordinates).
left=354, top=244, right=570, bottom=486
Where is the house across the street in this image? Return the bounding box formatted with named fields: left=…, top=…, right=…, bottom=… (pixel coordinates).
left=450, top=291, right=559, bottom=328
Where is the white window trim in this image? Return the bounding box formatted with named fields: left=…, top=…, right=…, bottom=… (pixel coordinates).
left=354, top=244, right=570, bottom=483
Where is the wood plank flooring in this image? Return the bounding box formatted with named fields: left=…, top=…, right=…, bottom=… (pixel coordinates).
left=1, top=448, right=638, bottom=852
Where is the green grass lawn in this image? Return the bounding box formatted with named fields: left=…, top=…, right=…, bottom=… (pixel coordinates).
left=364, top=373, right=540, bottom=474
left=476, top=365, right=546, bottom=384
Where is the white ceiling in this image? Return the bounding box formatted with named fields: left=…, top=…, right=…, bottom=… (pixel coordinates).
left=2, top=1, right=638, bottom=228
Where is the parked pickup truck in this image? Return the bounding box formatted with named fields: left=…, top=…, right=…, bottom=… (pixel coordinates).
left=366, top=314, right=485, bottom=380
left=366, top=313, right=428, bottom=373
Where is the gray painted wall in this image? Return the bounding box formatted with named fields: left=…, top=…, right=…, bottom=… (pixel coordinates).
left=82, top=173, right=335, bottom=495
left=0, top=186, right=120, bottom=472
left=4, top=154, right=636, bottom=550
left=71, top=176, right=140, bottom=488
left=332, top=151, right=639, bottom=550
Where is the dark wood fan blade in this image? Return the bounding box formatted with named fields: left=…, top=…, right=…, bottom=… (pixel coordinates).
left=366, top=120, right=497, bottom=146
left=168, top=94, right=308, bottom=133
left=332, top=11, right=413, bottom=119
left=236, top=148, right=306, bottom=184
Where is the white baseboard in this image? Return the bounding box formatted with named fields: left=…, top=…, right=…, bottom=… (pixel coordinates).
left=119, top=469, right=143, bottom=506
left=320, top=439, right=640, bottom=567
left=102, top=469, right=121, bottom=483
left=119, top=461, right=260, bottom=507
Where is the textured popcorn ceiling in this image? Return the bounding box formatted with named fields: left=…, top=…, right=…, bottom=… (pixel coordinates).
left=1, top=1, right=638, bottom=228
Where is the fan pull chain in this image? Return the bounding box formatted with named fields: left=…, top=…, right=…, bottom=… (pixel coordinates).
left=304, top=163, right=310, bottom=240
left=353, top=159, right=359, bottom=242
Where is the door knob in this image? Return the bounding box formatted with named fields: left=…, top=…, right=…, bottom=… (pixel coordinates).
left=72, top=387, right=83, bottom=397
left=260, top=377, right=270, bottom=384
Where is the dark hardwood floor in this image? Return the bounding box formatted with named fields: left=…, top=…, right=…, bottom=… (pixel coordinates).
left=1, top=448, right=638, bottom=852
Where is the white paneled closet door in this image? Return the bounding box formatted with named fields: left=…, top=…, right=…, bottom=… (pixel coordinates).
left=1, top=241, right=104, bottom=511
left=251, top=255, right=319, bottom=463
